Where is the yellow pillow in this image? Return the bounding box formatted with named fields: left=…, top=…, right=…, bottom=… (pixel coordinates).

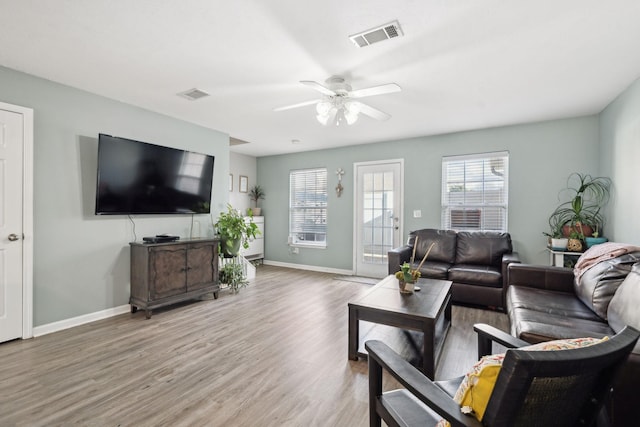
left=449, top=336, right=607, bottom=423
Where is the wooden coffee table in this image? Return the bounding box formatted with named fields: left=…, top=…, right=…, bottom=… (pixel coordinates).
left=348, top=275, right=452, bottom=379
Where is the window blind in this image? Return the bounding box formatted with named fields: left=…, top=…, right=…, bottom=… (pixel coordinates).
left=441, top=152, right=509, bottom=232
left=289, top=168, right=328, bottom=247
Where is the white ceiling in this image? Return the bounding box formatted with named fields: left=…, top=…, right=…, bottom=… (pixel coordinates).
left=1, top=1, right=640, bottom=157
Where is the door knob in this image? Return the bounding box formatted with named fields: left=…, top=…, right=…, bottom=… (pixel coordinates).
left=8, top=234, right=19, bottom=241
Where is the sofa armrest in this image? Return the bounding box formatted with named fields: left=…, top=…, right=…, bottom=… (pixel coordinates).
left=506, top=263, right=575, bottom=295
left=501, top=251, right=521, bottom=283
left=388, top=245, right=413, bottom=275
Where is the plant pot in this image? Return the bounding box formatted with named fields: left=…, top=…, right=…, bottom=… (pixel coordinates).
left=220, top=237, right=241, bottom=257
left=562, top=224, right=593, bottom=238
left=252, top=207, right=262, bottom=216
left=398, top=280, right=414, bottom=294
left=551, top=238, right=569, bottom=251
left=585, top=236, right=608, bottom=248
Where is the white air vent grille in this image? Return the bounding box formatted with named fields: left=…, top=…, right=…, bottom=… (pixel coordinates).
left=349, top=20, right=403, bottom=48
left=177, top=88, right=210, bottom=101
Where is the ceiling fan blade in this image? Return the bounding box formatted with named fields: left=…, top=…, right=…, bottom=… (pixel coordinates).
left=300, top=80, right=337, bottom=96
left=356, top=102, right=391, bottom=121
left=273, top=99, right=319, bottom=112
left=349, top=83, right=401, bottom=99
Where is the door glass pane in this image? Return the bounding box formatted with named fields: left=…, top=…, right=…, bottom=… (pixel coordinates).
left=361, top=171, right=395, bottom=265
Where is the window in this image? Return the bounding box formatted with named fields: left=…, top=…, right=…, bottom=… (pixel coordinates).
left=441, top=152, right=509, bottom=232
left=289, top=168, right=328, bottom=247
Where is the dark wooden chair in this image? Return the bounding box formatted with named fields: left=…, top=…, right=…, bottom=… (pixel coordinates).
left=366, top=324, right=639, bottom=427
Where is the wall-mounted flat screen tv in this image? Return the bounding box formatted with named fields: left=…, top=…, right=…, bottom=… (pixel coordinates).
left=95, top=134, right=215, bottom=215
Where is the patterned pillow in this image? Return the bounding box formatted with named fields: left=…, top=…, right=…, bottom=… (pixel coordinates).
left=436, top=336, right=608, bottom=426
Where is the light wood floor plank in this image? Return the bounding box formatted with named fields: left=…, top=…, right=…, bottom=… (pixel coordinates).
left=0, top=266, right=508, bottom=426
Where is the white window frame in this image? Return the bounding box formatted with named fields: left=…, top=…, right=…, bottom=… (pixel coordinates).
left=441, top=151, right=509, bottom=232
left=289, top=168, right=328, bottom=248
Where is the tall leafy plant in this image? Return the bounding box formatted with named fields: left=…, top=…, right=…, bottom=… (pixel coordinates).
left=548, top=173, right=611, bottom=239
left=215, top=204, right=260, bottom=256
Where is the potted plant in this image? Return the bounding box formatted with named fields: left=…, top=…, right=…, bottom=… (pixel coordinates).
left=248, top=185, right=265, bottom=216
left=219, top=259, right=248, bottom=293
left=215, top=204, right=260, bottom=257
left=543, top=215, right=568, bottom=250
left=547, top=173, right=611, bottom=243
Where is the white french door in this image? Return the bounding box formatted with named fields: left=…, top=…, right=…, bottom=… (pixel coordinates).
left=354, top=160, right=403, bottom=278
left=0, top=102, right=33, bottom=343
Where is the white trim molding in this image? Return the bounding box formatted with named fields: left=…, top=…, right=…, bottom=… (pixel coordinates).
left=33, top=305, right=131, bottom=337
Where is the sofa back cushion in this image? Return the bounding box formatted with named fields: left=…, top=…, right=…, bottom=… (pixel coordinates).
left=409, top=229, right=457, bottom=264
left=455, top=231, right=512, bottom=266
left=607, top=263, right=640, bottom=333
left=574, top=252, right=640, bottom=320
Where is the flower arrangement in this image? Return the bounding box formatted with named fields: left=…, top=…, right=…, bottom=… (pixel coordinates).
left=395, top=238, right=435, bottom=293
left=395, top=262, right=421, bottom=283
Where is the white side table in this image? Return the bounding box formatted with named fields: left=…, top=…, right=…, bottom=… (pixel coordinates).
left=547, top=248, right=582, bottom=267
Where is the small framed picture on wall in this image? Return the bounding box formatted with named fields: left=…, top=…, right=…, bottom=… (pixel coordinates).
left=239, top=175, right=248, bottom=193
left=229, top=174, right=233, bottom=192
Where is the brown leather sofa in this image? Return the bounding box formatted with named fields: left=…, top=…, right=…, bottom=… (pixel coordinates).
left=506, top=255, right=640, bottom=427
left=388, top=229, right=520, bottom=309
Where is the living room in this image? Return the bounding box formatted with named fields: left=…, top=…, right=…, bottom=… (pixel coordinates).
left=1, top=1, right=640, bottom=425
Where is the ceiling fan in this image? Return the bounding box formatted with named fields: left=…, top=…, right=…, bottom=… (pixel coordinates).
left=274, top=76, right=401, bottom=126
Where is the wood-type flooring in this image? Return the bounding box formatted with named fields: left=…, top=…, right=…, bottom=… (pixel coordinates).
left=0, top=265, right=509, bottom=426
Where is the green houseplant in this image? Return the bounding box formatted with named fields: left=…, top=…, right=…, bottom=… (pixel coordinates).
left=248, top=185, right=265, bottom=216
left=547, top=173, right=612, bottom=242
left=215, top=204, right=260, bottom=256
left=219, top=259, right=248, bottom=293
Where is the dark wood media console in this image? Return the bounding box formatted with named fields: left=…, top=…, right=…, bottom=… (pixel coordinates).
left=129, top=238, right=220, bottom=318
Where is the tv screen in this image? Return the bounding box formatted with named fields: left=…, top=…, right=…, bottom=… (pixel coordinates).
left=95, top=134, right=215, bottom=215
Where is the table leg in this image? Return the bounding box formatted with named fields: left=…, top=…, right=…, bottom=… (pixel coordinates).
left=423, top=322, right=435, bottom=380
left=348, top=306, right=359, bottom=360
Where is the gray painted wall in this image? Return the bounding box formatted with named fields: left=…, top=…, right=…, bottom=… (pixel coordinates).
left=600, top=77, right=640, bottom=244
left=258, top=116, right=600, bottom=269
left=0, top=66, right=229, bottom=326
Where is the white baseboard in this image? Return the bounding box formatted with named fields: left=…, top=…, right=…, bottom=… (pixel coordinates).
left=33, top=304, right=131, bottom=337
left=33, top=262, right=351, bottom=337
left=263, top=259, right=353, bottom=276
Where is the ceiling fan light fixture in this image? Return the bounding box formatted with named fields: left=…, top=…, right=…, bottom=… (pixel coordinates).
left=316, top=100, right=332, bottom=116
left=344, top=102, right=360, bottom=125
left=334, top=108, right=347, bottom=126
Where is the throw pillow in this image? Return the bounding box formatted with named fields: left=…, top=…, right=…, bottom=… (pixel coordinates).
left=449, top=336, right=607, bottom=424
left=607, top=263, right=640, bottom=333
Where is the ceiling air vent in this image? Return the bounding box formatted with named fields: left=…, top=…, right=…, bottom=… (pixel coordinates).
left=177, top=88, right=210, bottom=101
left=349, top=20, right=403, bottom=48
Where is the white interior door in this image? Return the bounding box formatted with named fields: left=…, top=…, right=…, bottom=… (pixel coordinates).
left=0, top=108, right=25, bottom=342
left=354, top=160, right=403, bottom=278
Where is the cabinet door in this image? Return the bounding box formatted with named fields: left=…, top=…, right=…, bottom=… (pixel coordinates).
left=150, top=246, right=187, bottom=299
left=187, top=243, right=216, bottom=291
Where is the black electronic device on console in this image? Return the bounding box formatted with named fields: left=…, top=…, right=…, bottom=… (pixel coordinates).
left=142, top=234, right=180, bottom=243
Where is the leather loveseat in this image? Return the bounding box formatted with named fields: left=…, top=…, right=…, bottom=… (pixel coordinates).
left=505, top=251, right=640, bottom=427
left=388, top=229, right=520, bottom=309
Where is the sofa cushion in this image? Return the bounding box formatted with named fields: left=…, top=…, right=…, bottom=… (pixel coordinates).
left=574, top=252, right=640, bottom=320
left=448, top=264, right=502, bottom=288
left=455, top=232, right=512, bottom=267
left=508, top=286, right=603, bottom=322
left=509, top=308, right=614, bottom=344
left=413, top=260, right=450, bottom=280
left=608, top=263, right=640, bottom=334
left=409, top=229, right=457, bottom=264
